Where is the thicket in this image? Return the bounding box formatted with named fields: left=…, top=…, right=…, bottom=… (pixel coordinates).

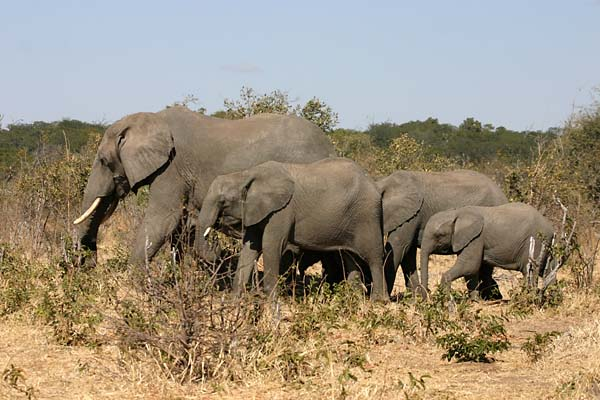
left=0, top=90, right=598, bottom=396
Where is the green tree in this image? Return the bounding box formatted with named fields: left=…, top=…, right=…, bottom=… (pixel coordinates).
left=459, top=117, right=483, bottom=133
left=562, top=101, right=600, bottom=204
left=221, top=86, right=338, bottom=132
left=223, top=87, right=293, bottom=119
left=298, top=97, right=339, bottom=133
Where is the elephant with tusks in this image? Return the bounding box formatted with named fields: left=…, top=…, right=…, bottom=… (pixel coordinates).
left=74, top=106, right=335, bottom=267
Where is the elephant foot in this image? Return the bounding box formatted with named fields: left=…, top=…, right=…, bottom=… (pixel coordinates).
left=480, top=286, right=503, bottom=301
left=370, top=291, right=390, bottom=303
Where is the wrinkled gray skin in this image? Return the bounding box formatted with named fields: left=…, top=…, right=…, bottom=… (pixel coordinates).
left=378, top=170, right=508, bottom=297
left=420, top=202, right=555, bottom=296
left=196, top=158, right=389, bottom=301
left=76, top=106, right=335, bottom=265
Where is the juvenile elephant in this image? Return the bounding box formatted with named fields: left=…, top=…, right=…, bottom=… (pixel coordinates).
left=378, top=170, right=508, bottom=298
left=196, top=158, right=389, bottom=301
left=73, top=106, right=334, bottom=265
left=420, top=202, right=555, bottom=296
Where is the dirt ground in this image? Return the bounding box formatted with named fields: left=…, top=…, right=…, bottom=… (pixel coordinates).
left=1, top=256, right=599, bottom=399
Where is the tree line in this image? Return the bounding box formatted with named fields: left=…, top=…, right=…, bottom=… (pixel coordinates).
left=0, top=87, right=561, bottom=178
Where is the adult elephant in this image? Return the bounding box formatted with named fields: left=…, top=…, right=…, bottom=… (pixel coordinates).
left=378, top=170, right=508, bottom=299
left=73, top=106, right=335, bottom=265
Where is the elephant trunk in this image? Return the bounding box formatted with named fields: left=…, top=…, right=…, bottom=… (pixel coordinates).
left=75, top=160, right=119, bottom=265
left=196, top=195, right=221, bottom=237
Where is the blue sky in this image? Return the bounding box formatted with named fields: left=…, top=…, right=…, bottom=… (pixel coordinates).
left=1, top=0, right=599, bottom=131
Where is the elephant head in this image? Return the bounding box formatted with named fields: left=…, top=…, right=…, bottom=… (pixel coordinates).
left=198, top=162, right=294, bottom=237
left=420, top=210, right=483, bottom=291
left=74, top=112, right=174, bottom=256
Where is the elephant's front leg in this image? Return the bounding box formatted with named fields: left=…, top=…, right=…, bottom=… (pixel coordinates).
left=232, top=228, right=262, bottom=296
left=385, top=219, right=419, bottom=295
left=441, top=237, right=484, bottom=289
left=260, top=212, right=292, bottom=298
left=130, top=167, right=187, bottom=265
left=131, top=201, right=185, bottom=266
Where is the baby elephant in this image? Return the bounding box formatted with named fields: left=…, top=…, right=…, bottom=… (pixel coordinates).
left=420, top=202, right=554, bottom=297
left=197, top=158, right=389, bottom=301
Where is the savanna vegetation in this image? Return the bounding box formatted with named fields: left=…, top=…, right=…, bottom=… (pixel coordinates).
left=0, top=88, right=599, bottom=399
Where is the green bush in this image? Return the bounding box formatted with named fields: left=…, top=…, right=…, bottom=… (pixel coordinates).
left=436, top=314, right=510, bottom=363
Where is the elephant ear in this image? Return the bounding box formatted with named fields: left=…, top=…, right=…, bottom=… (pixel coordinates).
left=452, top=211, right=484, bottom=252
left=243, top=163, right=295, bottom=227
left=118, top=113, right=175, bottom=188
left=379, top=174, right=424, bottom=234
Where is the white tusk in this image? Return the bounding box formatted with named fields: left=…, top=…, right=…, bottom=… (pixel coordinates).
left=73, top=197, right=102, bottom=225
left=203, top=227, right=212, bottom=238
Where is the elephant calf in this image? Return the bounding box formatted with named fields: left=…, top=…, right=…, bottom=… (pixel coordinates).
left=420, top=202, right=555, bottom=297
left=197, top=158, right=389, bottom=301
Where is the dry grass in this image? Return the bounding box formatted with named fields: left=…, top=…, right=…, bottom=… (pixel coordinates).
left=1, top=251, right=599, bottom=399
left=1, top=143, right=599, bottom=399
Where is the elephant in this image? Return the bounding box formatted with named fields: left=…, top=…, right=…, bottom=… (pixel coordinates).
left=377, top=170, right=508, bottom=298
left=419, top=202, right=555, bottom=297
left=196, top=158, right=389, bottom=301
left=73, top=106, right=335, bottom=266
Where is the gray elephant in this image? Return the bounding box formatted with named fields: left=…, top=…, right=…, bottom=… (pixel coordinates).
left=378, top=170, right=508, bottom=298
left=420, top=202, right=555, bottom=296
left=196, top=158, right=389, bottom=301
left=73, top=106, right=335, bottom=265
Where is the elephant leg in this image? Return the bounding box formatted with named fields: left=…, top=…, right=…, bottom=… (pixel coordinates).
left=365, top=251, right=388, bottom=302
left=131, top=203, right=184, bottom=266
left=260, top=212, right=292, bottom=298
left=385, top=220, right=419, bottom=295
left=320, top=251, right=345, bottom=286
left=281, top=250, right=299, bottom=293
left=479, top=264, right=503, bottom=300
left=464, top=273, right=482, bottom=299
left=400, top=246, right=420, bottom=294
left=352, top=237, right=388, bottom=302
left=261, top=239, right=287, bottom=299
left=130, top=168, right=187, bottom=265
left=339, top=251, right=369, bottom=293
left=440, top=237, right=484, bottom=289
left=232, top=228, right=262, bottom=296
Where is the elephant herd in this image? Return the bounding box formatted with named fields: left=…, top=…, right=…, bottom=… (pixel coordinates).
left=74, top=106, right=556, bottom=302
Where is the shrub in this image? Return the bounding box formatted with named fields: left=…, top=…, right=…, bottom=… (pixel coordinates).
left=436, top=313, right=510, bottom=363
left=521, top=331, right=560, bottom=362
left=0, top=245, right=35, bottom=317
left=35, top=240, right=107, bottom=346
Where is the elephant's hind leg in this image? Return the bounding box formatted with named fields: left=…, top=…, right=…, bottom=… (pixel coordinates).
left=352, top=234, right=389, bottom=302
